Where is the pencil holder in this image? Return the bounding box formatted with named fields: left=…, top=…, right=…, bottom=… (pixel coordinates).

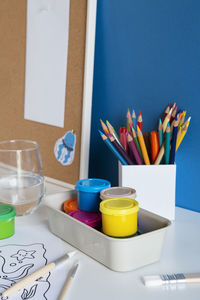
left=119, top=164, right=176, bottom=220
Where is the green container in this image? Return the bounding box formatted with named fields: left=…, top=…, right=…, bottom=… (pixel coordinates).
left=0, top=204, right=16, bottom=239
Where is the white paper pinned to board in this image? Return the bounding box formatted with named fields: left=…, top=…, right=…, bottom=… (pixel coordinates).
left=24, top=0, right=70, bottom=127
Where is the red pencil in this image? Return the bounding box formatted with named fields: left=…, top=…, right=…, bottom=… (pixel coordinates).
left=137, top=110, right=143, bottom=132
left=170, top=106, right=178, bottom=124
left=120, top=127, right=129, bottom=153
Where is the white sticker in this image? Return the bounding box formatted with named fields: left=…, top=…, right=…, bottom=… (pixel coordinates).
left=54, top=131, right=76, bottom=165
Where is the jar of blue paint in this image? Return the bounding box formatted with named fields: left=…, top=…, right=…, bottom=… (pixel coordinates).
left=75, top=178, right=111, bottom=212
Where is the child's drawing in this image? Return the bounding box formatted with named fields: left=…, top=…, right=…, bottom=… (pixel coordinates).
left=54, top=130, right=76, bottom=165
left=0, top=244, right=51, bottom=300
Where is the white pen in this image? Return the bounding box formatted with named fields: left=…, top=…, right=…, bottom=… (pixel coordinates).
left=142, top=273, right=200, bottom=287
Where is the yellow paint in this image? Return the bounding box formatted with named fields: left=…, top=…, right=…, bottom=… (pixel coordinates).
left=100, top=198, right=139, bottom=237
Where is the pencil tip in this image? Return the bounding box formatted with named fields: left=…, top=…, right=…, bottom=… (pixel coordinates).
left=98, top=130, right=103, bottom=135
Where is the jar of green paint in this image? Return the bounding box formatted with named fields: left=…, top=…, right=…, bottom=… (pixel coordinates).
left=0, top=204, right=16, bottom=239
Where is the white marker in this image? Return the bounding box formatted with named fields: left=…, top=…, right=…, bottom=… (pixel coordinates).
left=142, top=273, right=200, bottom=287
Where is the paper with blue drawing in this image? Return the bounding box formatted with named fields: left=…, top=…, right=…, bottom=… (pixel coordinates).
left=0, top=224, right=67, bottom=300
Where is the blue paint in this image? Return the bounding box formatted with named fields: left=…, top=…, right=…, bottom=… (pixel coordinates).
left=75, top=178, right=111, bottom=212
left=89, top=0, right=200, bottom=212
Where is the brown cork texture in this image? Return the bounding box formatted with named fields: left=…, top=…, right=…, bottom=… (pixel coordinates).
left=0, top=0, right=87, bottom=184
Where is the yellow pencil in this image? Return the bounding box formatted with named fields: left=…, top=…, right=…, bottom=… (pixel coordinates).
left=176, top=117, right=191, bottom=151
left=137, top=125, right=150, bottom=165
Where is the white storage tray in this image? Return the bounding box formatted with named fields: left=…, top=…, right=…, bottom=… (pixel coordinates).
left=44, top=190, right=171, bottom=272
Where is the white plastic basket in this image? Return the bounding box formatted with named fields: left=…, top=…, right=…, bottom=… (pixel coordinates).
left=44, top=190, right=171, bottom=272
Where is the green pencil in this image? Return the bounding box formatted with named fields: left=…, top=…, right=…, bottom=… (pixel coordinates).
left=131, top=128, right=143, bottom=162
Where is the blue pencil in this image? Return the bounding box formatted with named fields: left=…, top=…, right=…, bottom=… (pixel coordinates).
left=132, top=109, right=137, bottom=129
left=98, top=130, right=128, bottom=165
left=169, top=118, right=179, bottom=164
left=164, top=123, right=171, bottom=164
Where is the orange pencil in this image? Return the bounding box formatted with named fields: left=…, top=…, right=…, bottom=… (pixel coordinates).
left=150, top=131, right=159, bottom=163
left=137, top=126, right=150, bottom=165
left=178, top=111, right=186, bottom=129
left=100, top=119, right=110, bottom=136
left=137, top=111, right=143, bottom=132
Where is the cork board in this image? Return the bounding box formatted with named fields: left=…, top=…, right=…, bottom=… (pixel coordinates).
left=0, top=0, right=93, bottom=184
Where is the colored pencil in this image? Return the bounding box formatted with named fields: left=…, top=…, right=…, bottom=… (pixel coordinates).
left=126, top=132, right=143, bottom=165
left=110, top=135, right=134, bottom=165
left=137, top=126, right=150, bottom=165
left=162, top=107, right=173, bottom=133
left=127, top=109, right=134, bottom=131
left=169, top=118, right=179, bottom=164
left=143, top=132, right=151, bottom=163
left=154, top=143, right=165, bottom=165
left=120, top=127, right=129, bottom=153
left=158, top=118, right=163, bottom=147
left=150, top=131, right=159, bottom=163
left=137, top=110, right=143, bottom=132
left=132, top=109, right=137, bottom=129
left=162, top=104, right=170, bottom=122
left=131, top=127, right=143, bottom=161
left=176, top=117, right=191, bottom=151
left=100, top=119, right=110, bottom=136
left=171, top=102, right=176, bottom=111
left=99, top=130, right=128, bottom=165
left=164, top=123, right=171, bottom=164
left=170, top=106, right=178, bottom=124
left=106, top=120, right=121, bottom=145
left=178, top=111, right=186, bottom=129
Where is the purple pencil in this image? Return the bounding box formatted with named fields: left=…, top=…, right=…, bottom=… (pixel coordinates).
left=109, top=135, right=134, bottom=165
left=126, top=132, right=143, bottom=165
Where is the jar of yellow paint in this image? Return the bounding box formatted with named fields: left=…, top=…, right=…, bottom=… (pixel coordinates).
left=100, top=198, right=139, bottom=237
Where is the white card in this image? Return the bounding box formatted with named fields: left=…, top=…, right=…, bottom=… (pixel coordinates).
left=24, top=0, right=70, bottom=127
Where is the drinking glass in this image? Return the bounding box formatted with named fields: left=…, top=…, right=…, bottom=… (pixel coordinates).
left=0, top=140, right=44, bottom=216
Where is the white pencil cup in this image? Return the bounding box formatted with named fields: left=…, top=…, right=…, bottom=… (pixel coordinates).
left=119, top=164, right=176, bottom=220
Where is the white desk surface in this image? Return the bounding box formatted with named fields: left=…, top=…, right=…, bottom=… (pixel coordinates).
left=15, top=198, right=200, bottom=300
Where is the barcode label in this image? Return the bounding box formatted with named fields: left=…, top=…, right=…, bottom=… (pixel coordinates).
left=161, top=273, right=185, bottom=281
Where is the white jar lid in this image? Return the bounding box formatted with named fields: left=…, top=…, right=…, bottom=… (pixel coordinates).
left=100, top=186, right=136, bottom=200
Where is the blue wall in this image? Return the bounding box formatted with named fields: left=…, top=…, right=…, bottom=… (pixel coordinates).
left=89, top=0, right=200, bottom=213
